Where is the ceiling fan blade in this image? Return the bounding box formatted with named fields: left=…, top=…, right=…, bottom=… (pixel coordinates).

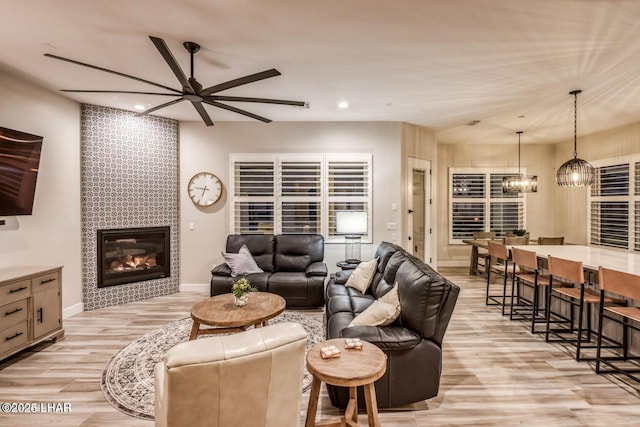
left=44, top=53, right=182, bottom=94
left=136, top=97, right=185, bottom=115
left=203, top=100, right=271, bottom=123
left=60, top=90, right=178, bottom=96
left=149, top=36, right=193, bottom=93
left=208, top=95, right=306, bottom=107
left=200, top=69, right=281, bottom=96
left=191, top=101, right=214, bottom=126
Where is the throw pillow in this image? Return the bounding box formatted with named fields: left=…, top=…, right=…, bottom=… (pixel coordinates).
left=348, top=300, right=397, bottom=327
left=378, top=283, right=401, bottom=324
left=222, top=245, right=264, bottom=277
left=345, top=257, right=378, bottom=293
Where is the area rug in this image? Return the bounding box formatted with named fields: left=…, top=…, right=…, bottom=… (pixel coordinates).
left=101, top=311, right=325, bottom=420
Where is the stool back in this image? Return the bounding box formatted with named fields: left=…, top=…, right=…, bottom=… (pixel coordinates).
left=512, top=247, right=537, bottom=270
left=598, top=267, right=640, bottom=300
left=548, top=256, right=584, bottom=284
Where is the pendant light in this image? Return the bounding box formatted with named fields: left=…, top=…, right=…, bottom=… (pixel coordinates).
left=502, top=131, right=538, bottom=193
left=556, top=90, right=595, bottom=187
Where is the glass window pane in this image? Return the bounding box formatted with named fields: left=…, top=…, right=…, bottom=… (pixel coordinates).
left=281, top=201, right=320, bottom=234
left=234, top=162, right=274, bottom=196
left=490, top=202, right=522, bottom=237
left=452, top=174, right=484, bottom=198
left=281, top=162, right=321, bottom=196
left=328, top=162, right=368, bottom=196
left=452, top=202, right=485, bottom=239
left=590, top=201, right=629, bottom=249
left=233, top=202, right=274, bottom=234
left=592, top=163, right=629, bottom=197
left=328, top=202, right=368, bottom=237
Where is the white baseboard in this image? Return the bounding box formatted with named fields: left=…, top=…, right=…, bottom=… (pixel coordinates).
left=63, top=302, right=84, bottom=319
left=180, top=283, right=209, bottom=293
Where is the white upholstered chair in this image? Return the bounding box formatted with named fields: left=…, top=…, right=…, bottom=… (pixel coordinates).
left=154, top=322, right=307, bottom=427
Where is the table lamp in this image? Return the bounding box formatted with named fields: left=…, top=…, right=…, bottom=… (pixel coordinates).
left=336, top=211, right=368, bottom=263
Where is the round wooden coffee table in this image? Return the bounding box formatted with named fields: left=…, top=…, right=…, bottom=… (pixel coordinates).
left=189, top=292, right=286, bottom=340
left=305, top=338, right=387, bottom=427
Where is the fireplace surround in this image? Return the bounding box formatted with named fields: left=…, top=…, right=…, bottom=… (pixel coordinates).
left=97, top=227, right=170, bottom=288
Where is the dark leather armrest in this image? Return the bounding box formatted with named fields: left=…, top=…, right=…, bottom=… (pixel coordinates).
left=340, top=326, right=422, bottom=351
left=332, top=270, right=353, bottom=285
left=306, top=262, right=328, bottom=277
left=211, top=263, right=232, bottom=276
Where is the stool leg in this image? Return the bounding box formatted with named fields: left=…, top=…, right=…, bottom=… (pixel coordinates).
left=363, top=383, right=381, bottom=427
left=305, top=377, right=321, bottom=427
left=343, top=386, right=358, bottom=425
left=576, top=286, right=585, bottom=361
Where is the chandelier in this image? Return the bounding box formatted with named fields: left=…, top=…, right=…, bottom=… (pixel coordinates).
left=502, top=131, right=538, bottom=193
left=556, top=90, right=595, bottom=187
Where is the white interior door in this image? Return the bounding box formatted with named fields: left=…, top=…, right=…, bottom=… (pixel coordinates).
left=407, top=158, right=432, bottom=264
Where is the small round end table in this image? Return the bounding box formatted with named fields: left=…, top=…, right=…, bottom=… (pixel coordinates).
left=305, top=338, right=387, bottom=427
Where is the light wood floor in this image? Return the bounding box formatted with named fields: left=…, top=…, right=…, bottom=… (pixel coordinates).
left=1, top=269, right=640, bottom=426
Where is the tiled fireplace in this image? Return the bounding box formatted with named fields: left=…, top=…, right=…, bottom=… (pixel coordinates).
left=81, top=104, right=179, bottom=310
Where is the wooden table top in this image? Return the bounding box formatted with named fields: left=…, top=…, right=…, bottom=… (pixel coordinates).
left=306, top=339, right=387, bottom=387
left=190, top=292, right=286, bottom=328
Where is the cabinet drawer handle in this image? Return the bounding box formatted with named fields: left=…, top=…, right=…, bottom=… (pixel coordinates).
left=37, top=308, right=43, bottom=323
left=5, top=332, right=23, bottom=342
left=40, top=278, right=56, bottom=285
left=9, top=286, right=27, bottom=294
left=5, top=307, right=23, bottom=316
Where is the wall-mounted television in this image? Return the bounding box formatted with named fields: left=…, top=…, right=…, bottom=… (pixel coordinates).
left=0, top=126, right=43, bottom=216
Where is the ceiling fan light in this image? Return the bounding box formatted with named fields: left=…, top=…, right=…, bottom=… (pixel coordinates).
left=556, top=157, right=595, bottom=187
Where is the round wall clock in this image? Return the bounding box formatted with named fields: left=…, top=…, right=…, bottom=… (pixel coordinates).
left=188, top=172, right=222, bottom=207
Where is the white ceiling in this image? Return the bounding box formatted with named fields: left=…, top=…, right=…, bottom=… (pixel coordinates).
left=2, top=0, right=640, bottom=144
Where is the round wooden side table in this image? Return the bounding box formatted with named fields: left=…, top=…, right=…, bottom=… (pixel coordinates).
left=189, top=292, right=285, bottom=340
left=305, top=338, right=387, bottom=427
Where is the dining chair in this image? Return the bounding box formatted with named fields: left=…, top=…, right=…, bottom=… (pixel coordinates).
left=510, top=247, right=550, bottom=333
left=545, top=256, right=622, bottom=361
left=473, top=231, right=496, bottom=277
left=486, top=241, right=514, bottom=316
left=537, top=236, right=565, bottom=245
left=504, top=236, right=528, bottom=245
left=595, top=267, right=640, bottom=382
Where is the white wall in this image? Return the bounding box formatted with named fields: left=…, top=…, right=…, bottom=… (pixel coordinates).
left=0, top=68, right=82, bottom=313
left=179, top=121, right=403, bottom=285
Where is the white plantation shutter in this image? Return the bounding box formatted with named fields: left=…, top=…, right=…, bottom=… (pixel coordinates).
left=449, top=169, right=524, bottom=243
left=230, top=154, right=372, bottom=241
left=588, top=159, right=639, bottom=251
left=232, top=160, right=275, bottom=234
left=280, top=160, right=321, bottom=234
left=327, top=156, right=371, bottom=240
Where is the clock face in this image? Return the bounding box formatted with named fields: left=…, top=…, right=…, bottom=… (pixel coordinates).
left=188, top=172, right=222, bottom=207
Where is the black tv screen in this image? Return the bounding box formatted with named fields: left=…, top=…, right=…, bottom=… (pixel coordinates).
left=0, top=126, right=43, bottom=216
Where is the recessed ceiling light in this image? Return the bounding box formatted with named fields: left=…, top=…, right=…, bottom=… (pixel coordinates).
left=134, top=104, right=145, bottom=111
left=338, top=101, right=349, bottom=109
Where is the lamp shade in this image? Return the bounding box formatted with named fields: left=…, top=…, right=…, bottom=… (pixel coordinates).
left=556, top=157, right=595, bottom=187
left=502, top=175, right=538, bottom=193
left=336, top=211, right=368, bottom=234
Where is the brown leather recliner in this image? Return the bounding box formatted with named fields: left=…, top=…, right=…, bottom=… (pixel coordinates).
left=325, top=242, right=460, bottom=408
left=211, top=234, right=327, bottom=307
left=154, top=322, right=307, bottom=427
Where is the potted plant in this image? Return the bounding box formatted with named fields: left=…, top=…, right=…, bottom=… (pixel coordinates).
left=231, top=277, right=257, bottom=307
left=513, top=229, right=527, bottom=237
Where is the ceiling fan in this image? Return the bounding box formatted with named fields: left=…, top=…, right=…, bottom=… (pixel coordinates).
left=44, top=36, right=307, bottom=126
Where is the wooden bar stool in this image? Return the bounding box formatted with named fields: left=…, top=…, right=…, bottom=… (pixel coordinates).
left=545, top=256, right=623, bottom=361
left=486, top=241, right=514, bottom=316
left=596, top=267, right=640, bottom=381
left=510, top=247, right=550, bottom=333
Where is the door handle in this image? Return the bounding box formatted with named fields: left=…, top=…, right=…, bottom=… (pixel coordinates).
left=408, top=209, right=414, bottom=213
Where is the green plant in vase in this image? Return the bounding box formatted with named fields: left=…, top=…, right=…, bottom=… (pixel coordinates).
left=231, top=277, right=257, bottom=306
left=513, top=229, right=527, bottom=236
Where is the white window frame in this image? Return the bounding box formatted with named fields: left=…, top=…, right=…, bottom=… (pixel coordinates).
left=587, top=155, right=640, bottom=252
left=448, top=167, right=527, bottom=244
left=230, top=153, right=372, bottom=243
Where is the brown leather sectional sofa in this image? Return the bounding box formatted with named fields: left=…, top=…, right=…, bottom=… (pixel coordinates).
left=325, top=242, right=460, bottom=408
left=210, top=234, right=327, bottom=308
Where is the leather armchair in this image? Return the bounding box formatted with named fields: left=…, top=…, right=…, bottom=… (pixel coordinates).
left=154, top=322, right=307, bottom=427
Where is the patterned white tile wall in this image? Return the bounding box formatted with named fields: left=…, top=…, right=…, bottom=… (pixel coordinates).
left=80, top=104, right=179, bottom=310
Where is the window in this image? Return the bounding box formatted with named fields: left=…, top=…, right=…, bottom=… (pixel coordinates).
left=449, top=168, right=525, bottom=244
left=588, top=157, right=640, bottom=251
left=231, top=154, right=372, bottom=242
